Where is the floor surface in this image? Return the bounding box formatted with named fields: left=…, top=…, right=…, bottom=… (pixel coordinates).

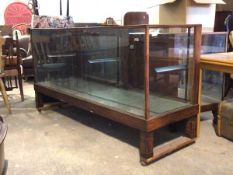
left=0, top=81, right=233, bottom=175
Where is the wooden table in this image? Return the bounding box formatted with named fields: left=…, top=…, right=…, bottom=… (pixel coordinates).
left=198, top=52, right=233, bottom=136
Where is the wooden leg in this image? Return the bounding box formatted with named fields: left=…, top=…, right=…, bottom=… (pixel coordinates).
left=139, top=128, right=195, bottom=165
left=217, top=102, right=222, bottom=136
left=212, top=109, right=218, bottom=125
left=139, top=131, right=154, bottom=165
left=35, top=91, right=43, bottom=112
left=217, top=113, right=222, bottom=136
left=185, top=116, right=197, bottom=139
left=0, top=78, right=11, bottom=114
left=18, top=70, right=24, bottom=101
left=197, top=68, right=203, bottom=137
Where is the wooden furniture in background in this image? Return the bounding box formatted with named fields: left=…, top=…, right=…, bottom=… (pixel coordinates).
left=124, top=12, right=149, bottom=25
left=2, top=36, right=24, bottom=101
left=214, top=11, right=232, bottom=32
left=218, top=98, right=233, bottom=141
left=0, top=25, right=12, bottom=36
left=0, top=36, right=11, bottom=113
left=200, top=52, right=233, bottom=136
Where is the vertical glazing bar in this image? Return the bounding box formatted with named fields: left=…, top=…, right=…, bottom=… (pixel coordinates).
left=144, top=25, right=150, bottom=120
left=185, top=27, right=191, bottom=101
left=193, top=25, right=202, bottom=137
left=198, top=68, right=203, bottom=137
left=116, top=35, right=120, bottom=84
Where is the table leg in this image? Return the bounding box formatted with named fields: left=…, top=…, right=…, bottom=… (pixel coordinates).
left=217, top=102, right=222, bottom=136
left=197, top=68, right=203, bottom=137
left=0, top=78, right=11, bottom=114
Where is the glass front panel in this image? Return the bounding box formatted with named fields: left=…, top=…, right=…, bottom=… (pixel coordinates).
left=149, top=27, right=194, bottom=115
left=31, top=27, right=146, bottom=117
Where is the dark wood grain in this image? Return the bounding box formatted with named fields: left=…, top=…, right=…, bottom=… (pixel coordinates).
left=141, top=136, right=195, bottom=165
left=192, top=25, right=202, bottom=105
left=140, top=131, right=154, bottom=165
left=144, top=25, right=150, bottom=120
left=147, top=105, right=198, bottom=132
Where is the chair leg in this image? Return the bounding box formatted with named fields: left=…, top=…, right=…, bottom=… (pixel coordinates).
left=18, top=74, right=24, bottom=101
left=0, top=78, right=11, bottom=114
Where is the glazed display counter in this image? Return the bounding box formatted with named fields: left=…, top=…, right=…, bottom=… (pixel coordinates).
left=31, top=25, right=202, bottom=165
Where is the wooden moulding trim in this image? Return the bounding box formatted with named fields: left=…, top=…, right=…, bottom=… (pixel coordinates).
left=201, top=63, right=233, bottom=74
left=31, top=24, right=202, bottom=32
left=147, top=105, right=199, bottom=132
left=141, top=136, right=195, bottom=165
left=201, top=60, right=233, bottom=67
left=192, top=25, right=202, bottom=105
left=144, top=25, right=150, bottom=119
left=34, top=84, right=147, bottom=131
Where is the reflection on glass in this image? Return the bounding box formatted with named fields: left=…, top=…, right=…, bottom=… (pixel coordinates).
left=201, top=33, right=227, bottom=104
left=149, top=27, right=194, bottom=115
left=32, top=27, right=146, bottom=116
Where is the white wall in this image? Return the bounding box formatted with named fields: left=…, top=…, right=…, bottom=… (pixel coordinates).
left=0, top=0, right=160, bottom=25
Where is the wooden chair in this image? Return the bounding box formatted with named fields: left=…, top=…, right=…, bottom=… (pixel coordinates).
left=2, top=35, right=24, bottom=101
left=0, top=35, right=11, bottom=113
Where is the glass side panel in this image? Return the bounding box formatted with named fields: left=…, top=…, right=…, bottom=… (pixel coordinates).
left=201, top=33, right=227, bottom=104
left=31, top=27, right=146, bottom=117
left=149, top=27, right=194, bottom=115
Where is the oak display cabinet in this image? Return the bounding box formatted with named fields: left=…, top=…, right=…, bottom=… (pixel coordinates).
left=31, top=25, right=202, bottom=165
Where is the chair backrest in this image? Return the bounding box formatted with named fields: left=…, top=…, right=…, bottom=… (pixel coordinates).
left=1, top=33, right=24, bottom=99
left=224, top=13, right=233, bottom=51
left=32, top=35, right=50, bottom=64
left=2, top=35, right=21, bottom=70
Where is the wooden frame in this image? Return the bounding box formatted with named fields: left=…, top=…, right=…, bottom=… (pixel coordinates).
left=32, top=24, right=202, bottom=165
